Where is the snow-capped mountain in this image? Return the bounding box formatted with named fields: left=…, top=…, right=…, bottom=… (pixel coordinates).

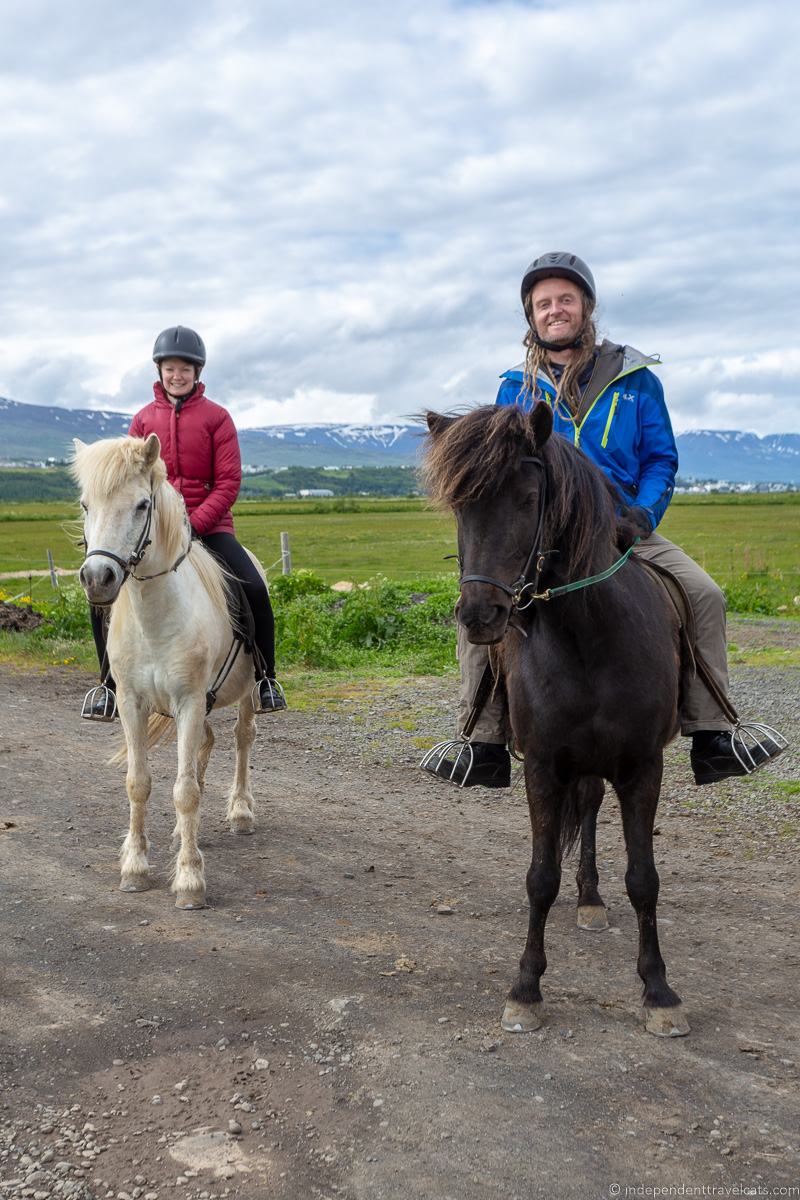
left=0, top=397, right=131, bottom=460
left=237, top=422, right=423, bottom=467
left=674, top=430, right=800, bottom=483
left=1, top=396, right=798, bottom=481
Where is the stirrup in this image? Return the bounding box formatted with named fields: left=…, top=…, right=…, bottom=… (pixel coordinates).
left=252, top=677, right=287, bottom=714
left=730, top=721, right=788, bottom=773
left=419, top=739, right=475, bottom=787
left=81, top=683, right=117, bottom=722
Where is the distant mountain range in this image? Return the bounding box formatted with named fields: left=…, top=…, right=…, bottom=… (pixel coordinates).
left=1, top=396, right=798, bottom=482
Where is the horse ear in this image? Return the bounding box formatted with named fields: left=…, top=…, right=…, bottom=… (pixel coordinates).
left=73, top=438, right=85, bottom=452
left=426, top=411, right=456, bottom=436
left=143, top=433, right=161, bottom=467
left=529, top=401, right=553, bottom=449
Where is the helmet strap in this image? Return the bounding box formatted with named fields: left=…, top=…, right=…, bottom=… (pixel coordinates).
left=529, top=331, right=583, bottom=352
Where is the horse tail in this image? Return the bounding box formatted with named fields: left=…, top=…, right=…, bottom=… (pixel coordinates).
left=558, top=787, right=583, bottom=858
left=146, top=714, right=176, bottom=749
left=107, top=714, right=176, bottom=767
left=558, top=777, right=603, bottom=858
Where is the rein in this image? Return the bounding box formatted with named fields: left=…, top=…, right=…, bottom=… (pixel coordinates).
left=459, top=454, right=637, bottom=609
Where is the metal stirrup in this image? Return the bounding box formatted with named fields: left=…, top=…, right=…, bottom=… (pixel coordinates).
left=81, top=683, right=117, bottom=722
left=730, top=721, right=788, bottom=773
left=252, top=676, right=286, bottom=714
left=419, top=661, right=498, bottom=787
left=419, top=739, right=476, bottom=787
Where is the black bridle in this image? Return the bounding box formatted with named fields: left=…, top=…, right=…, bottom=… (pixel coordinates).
left=459, top=455, right=553, bottom=609
left=457, top=452, right=639, bottom=609
left=82, top=491, right=191, bottom=600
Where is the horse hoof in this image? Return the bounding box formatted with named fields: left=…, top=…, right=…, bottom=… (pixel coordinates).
left=501, top=1000, right=543, bottom=1033
left=230, top=820, right=255, bottom=836
left=120, top=875, right=151, bottom=893
left=175, top=893, right=207, bottom=910
left=645, top=1005, right=690, bottom=1037
left=577, top=904, right=609, bottom=931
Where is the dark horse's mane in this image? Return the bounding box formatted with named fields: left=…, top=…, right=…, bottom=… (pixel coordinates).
left=422, top=405, right=623, bottom=585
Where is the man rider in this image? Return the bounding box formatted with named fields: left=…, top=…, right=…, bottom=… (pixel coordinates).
left=422, top=252, right=786, bottom=788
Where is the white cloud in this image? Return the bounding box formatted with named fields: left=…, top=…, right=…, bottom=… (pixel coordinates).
left=232, top=386, right=378, bottom=427
left=0, top=0, right=798, bottom=435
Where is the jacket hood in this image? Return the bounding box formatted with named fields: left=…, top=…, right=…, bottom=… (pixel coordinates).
left=503, top=340, right=661, bottom=386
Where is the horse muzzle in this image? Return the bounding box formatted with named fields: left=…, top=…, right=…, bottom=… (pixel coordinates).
left=79, top=556, right=126, bottom=606
left=457, top=590, right=511, bottom=645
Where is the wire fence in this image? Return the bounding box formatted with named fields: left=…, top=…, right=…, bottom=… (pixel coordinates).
left=1, top=533, right=296, bottom=605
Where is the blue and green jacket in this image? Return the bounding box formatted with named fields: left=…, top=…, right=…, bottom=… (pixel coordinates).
left=495, top=339, right=678, bottom=532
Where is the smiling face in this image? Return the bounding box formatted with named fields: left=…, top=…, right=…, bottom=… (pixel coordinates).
left=528, top=276, right=587, bottom=348
left=159, top=356, right=199, bottom=398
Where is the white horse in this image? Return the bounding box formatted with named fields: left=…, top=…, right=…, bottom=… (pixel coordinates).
left=73, top=433, right=262, bottom=909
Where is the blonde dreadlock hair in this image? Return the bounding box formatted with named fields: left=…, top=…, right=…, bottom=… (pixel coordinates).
left=521, top=291, right=598, bottom=420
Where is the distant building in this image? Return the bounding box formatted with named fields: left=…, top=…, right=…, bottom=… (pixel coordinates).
left=299, top=488, right=335, bottom=498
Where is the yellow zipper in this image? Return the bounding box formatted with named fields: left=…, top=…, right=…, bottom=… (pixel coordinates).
left=600, top=392, right=620, bottom=448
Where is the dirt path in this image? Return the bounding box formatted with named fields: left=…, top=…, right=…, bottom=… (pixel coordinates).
left=1, top=622, right=799, bottom=1199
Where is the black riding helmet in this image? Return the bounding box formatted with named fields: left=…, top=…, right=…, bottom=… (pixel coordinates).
left=520, top=252, right=596, bottom=306
left=521, top=252, right=596, bottom=351
left=152, top=326, right=206, bottom=368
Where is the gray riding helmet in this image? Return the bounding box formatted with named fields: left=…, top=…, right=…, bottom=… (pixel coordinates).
left=152, top=326, right=206, bottom=367
left=520, top=252, right=596, bottom=305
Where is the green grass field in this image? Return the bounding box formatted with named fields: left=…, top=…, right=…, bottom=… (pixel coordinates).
left=1, top=494, right=798, bottom=608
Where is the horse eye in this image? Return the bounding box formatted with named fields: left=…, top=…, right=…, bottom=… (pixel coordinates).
left=136, top=499, right=150, bottom=512
left=80, top=500, right=88, bottom=512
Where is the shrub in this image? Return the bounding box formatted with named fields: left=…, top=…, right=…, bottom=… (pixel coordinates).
left=721, top=575, right=795, bottom=618
left=32, top=584, right=92, bottom=640
left=269, top=569, right=330, bottom=602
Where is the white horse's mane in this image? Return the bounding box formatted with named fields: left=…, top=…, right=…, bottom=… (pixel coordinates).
left=71, top=436, right=232, bottom=622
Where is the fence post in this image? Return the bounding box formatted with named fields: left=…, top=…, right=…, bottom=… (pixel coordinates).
left=47, top=549, right=60, bottom=590
left=280, top=532, right=292, bottom=575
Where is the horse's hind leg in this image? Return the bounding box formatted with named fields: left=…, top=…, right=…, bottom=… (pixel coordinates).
left=120, top=700, right=153, bottom=892
left=502, top=762, right=563, bottom=1033
left=198, top=719, right=215, bottom=791
left=171, top=701, right=208, bottom=909
left=616, top=761, right=690, bottom=1037
left=227, top=701, right=257, bottom=835
left=575, top=776, right=609, bottom=931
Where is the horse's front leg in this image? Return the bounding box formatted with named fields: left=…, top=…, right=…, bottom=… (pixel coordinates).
left=226, top=700, right=257, bottom=835
left=119, top=693, right=153, bottom=892
left=616, top=758, right=690, bottom=1037
left=575, top=775, right=609, bottom=931
left=502, top=760, right=563, bottom=1033
left=171, top=719, right=214, bottom=850
left=171, top=698, right=208, bottom=910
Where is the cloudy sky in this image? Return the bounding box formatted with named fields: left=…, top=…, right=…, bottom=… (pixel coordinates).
left=1, top=0, right=797, bottom=434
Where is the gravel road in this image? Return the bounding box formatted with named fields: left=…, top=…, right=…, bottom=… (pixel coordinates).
left=1, top=617, right=798, bottom=1199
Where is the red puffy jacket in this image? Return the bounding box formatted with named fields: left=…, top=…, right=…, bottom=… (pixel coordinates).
left=129, top=382, right=241, bottom=536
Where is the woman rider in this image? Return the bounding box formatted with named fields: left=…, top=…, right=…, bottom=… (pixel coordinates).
left=83, top=325, right=286, bottom=718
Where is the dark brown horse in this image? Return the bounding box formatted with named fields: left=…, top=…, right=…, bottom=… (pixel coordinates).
left=423, top=402, right=691, bottom=1038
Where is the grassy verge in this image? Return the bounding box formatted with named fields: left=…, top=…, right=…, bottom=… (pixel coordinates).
left=3, top=568, right=799, bottom=701
left=0, top=572, right=461, bottom=703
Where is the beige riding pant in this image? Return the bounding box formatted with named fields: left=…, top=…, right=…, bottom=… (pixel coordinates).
left=455, top=532, right=732, bottom=743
